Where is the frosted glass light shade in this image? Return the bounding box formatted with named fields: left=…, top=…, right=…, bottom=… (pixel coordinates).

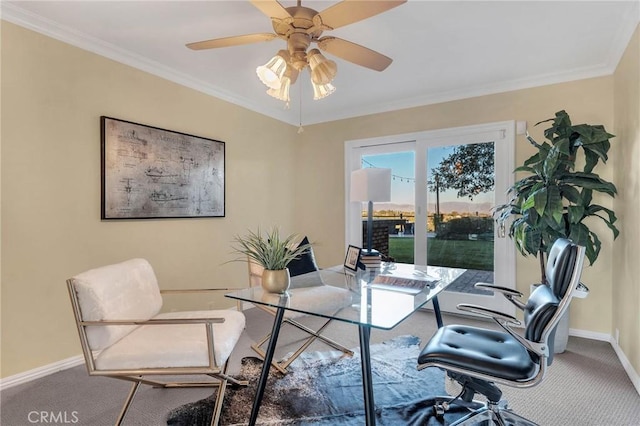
left=350, top=168, right=392, bottom=202
left=266, top=76, right=291, bottom=103
left=308, top=49, right=337, bottom=85
left=312, top=81, right=336, bottom=100
left=256, top=50, right=289, bottom=89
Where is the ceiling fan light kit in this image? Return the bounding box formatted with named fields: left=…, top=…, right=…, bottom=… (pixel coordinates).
left=187, top=0, right=406, bottom=105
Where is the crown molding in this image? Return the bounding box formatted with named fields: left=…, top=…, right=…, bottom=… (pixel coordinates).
left=0, top=2, right=293, bottom=124
left=306, top=61, right=615, bottom=125
left=3, top=1, right=639, bottom=127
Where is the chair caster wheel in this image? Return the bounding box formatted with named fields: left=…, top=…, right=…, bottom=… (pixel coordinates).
left=434, top=401, right=449, bottom=418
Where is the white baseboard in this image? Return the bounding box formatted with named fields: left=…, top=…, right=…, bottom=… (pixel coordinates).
left=569, top=327, right=611, bottom=342
left=610, top=337, right=640, bottom=396
left=569, top=328, right=640, bottom=396
left=0, top=355, right=84, bottom=391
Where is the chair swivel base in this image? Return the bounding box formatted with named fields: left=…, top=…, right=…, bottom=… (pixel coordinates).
left=432, top=374, right=538, bottom=426
left=451, top=400, right=539, bottom=426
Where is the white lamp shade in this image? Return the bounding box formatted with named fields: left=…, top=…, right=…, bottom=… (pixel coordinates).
left=350, top=168, right=392, bottom=202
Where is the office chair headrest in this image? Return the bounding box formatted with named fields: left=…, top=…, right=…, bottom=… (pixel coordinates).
left=545, top=238, right=577, bottom=299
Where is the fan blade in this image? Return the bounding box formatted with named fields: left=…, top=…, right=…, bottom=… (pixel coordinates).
left=186, top=33, right=277, bottom=50
left=318, top=0, right=406, bottom=30
left=250, top=0, right=291, bottom=20
left=318, top=37, right=392, bottom=71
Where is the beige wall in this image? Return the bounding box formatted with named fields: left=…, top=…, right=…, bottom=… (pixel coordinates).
left=613, top=23, right=640, bottom=375
left=296, top=78, right=616, bottom=336
left=1, top=22, right=298, bottom=377
left=1, top=19, right=637, bottom=379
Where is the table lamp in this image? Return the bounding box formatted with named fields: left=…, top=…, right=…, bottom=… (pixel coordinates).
left=350, top=167, right=392, bottom=256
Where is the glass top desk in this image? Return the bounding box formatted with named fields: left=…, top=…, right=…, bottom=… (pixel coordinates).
left=225, top=263, right=465, bottom=426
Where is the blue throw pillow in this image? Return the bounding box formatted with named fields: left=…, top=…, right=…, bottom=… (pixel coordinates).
left=288, top=236, right=319, bottom=277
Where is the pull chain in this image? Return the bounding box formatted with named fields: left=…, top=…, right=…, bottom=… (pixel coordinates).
left=297, top=80, right=304, bottom=134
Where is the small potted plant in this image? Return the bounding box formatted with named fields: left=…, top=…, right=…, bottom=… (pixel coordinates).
left=231, top=227, right=312, bottom=293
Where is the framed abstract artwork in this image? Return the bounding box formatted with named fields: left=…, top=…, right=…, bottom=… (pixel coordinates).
left=101, top=116, right=225, bottom=219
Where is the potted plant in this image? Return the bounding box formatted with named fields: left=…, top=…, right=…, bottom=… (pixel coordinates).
left=495, top=111, right=619, bottom=352
left=231, top=227, right=313, bottom=293
left=495, top=110, right=618, bottom=284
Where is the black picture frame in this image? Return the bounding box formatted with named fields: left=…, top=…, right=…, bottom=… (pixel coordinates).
left=344, top=245, right=362, bottom=272
left=101, top=116, right=225, bottom=219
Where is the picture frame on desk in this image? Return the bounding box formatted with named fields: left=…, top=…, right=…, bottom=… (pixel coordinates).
left=344, top=245, right=361, bottom=272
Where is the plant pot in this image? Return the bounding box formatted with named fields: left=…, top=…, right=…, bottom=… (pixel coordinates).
left=262, top=268, right=291, bottom=294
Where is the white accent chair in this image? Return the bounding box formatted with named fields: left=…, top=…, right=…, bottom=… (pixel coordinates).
left=67, top=258, right=246, bottom=426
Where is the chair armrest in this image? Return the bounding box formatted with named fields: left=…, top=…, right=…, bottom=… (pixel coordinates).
left=457, top=303, right=521, bottom=326
left=80, top=317, right=225, bottom=326
left=475, top=282, right=522, bottom=297
left=79, top=317, right=231, bottom=369
left=475, top=282, right=526, bottom=311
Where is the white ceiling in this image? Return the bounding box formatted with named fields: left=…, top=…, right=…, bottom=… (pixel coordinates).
left=3, top=1, right=639, bottom=126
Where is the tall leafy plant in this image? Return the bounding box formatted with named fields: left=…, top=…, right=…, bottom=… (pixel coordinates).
left=495, top=110, right=619, bottom=284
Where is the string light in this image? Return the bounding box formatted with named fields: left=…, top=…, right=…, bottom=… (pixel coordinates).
left=362, top=159, right=414, bottom=183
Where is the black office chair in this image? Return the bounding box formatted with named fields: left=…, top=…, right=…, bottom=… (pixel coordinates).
left=418, top=238, right=587, bottom=425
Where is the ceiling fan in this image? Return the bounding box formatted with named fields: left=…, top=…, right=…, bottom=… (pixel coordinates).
left=186, top=0, right=407, bottom=104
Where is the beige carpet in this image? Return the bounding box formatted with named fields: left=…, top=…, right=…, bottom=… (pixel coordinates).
left=1, top=307, right=639, bottom=425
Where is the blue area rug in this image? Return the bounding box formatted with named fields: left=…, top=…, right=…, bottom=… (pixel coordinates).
left=166, top=335, right=467, bottom=425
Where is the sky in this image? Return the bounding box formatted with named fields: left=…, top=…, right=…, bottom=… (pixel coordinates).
left=363, top=146, right=494, bottom=207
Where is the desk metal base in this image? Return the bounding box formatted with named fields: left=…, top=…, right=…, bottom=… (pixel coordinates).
left=247, top=295, right=444, bottom=426
left=359, top=325, right=376, bottom=425
left=249, top=307, right=285, bottom=425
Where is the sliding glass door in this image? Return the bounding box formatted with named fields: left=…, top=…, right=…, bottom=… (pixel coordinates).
left=359, top=144, right=416, bottom=263
left=345, top=122, right=515, bottom=315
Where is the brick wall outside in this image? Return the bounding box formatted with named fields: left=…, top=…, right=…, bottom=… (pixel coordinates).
left=361, top=220, right=391, bottom=257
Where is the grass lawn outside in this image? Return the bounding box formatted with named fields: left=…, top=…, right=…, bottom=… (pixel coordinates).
left=389, top=237, right=494, bottom=271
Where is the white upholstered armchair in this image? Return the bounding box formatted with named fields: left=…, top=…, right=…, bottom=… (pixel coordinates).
left=67, top=258, right=246, bottom=426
